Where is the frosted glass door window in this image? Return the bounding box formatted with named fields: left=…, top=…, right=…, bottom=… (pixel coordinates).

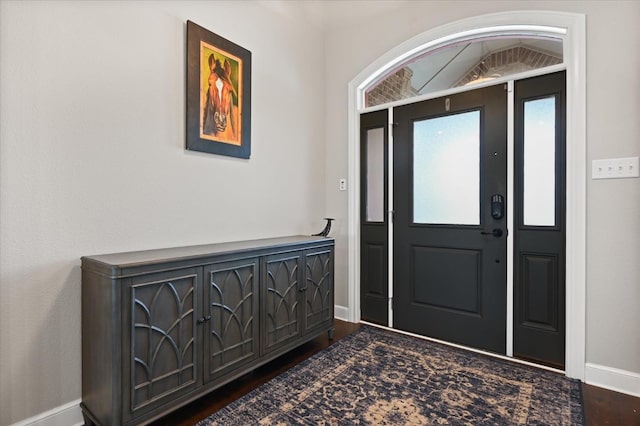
left=366, top=127, right=385, bottom=222
left=413, top=111, right=480, bottom=225
left=523, top=97, right=556, bottom=226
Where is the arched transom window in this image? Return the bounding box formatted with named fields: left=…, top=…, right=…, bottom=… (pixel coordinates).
left=365, top=36, right=562, bottom=108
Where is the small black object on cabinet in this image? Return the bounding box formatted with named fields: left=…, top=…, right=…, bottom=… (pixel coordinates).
left=312, top=217, right=334, bottom=237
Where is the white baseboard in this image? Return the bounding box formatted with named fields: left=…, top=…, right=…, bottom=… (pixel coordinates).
left=334, top=304, right=350, bottom=322
left=585, top=363, right=640, bottom=397
left=11, top=398, right=83, bottom=426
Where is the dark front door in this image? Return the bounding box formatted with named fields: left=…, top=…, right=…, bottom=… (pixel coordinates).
left=393, top=84, right=508, bottom=353
left=513, top=71, right=566, bottom=368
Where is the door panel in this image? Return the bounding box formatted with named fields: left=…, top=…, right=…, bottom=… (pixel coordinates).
left=125, top=268, right=199, bottom=420
left=393, top=84, right=507, bottom=354
left=362, top=242, right=386, bottom=295
left=520, top=254, right=560, bottom=329
left=360, top=110, right=389, bottom=325
left=203, top=258, right=259, bottom=383
left=514, top=71, right=566, bottom=368
left=262, top=251, right=302, bottom=354
left=412, top=246, right=481, bottom=314
left=304, top=247, right=334, bottom=332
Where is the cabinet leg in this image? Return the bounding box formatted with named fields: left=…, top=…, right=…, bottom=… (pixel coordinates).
left=328, top=327, right=335, bottom=340
left=82, top=413, right=95, bottom=426
left=80, top=403, right=97, bottom=426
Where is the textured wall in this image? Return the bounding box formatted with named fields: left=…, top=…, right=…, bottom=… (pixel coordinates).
left=0, top=1, right=326, bottom=424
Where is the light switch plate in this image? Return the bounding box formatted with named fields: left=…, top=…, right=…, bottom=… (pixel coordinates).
left=592, top=157, right=639, bottom=179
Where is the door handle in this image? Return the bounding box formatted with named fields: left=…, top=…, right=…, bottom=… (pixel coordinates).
left=481, top=228, right=503, bottom=237
left=197, top=315, right=212, bottom=324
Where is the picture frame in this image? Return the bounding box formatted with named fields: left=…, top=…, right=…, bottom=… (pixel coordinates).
left=186, top=21, right=251, bottom=158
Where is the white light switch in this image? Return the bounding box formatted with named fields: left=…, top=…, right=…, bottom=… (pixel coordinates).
left=339, top=178, right=347, bottom=191
left=592, top=157, right=639, bottom=179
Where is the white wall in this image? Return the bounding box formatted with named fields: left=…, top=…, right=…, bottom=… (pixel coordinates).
left=0, top=1, right=326, bottom=424
left=324, top=0, right=640, bottom=375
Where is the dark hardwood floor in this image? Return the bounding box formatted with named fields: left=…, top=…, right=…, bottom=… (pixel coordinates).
left=583, top=383, right=640, bottom=425
left=151, top=320, right=639, bottom=426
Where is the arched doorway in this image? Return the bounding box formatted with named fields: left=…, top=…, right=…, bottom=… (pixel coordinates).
left=347, top=11, right=586, bottom=380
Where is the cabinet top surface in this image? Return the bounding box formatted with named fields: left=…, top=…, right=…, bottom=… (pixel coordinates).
left=82, top=235, right=334, bottom=271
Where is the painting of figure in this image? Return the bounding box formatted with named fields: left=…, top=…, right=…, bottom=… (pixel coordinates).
left=186, top=21, right=251, bottom=158
left=200, top=42, right=242, bottom=146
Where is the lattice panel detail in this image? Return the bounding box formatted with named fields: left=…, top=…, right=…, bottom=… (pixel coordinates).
left=132, top=275, right=196, bottom=410
left=209, top=264, right=256, bottom=375
left=305, top=251, right=333, bottom=329
left=265, top=257, right=300, bottom=348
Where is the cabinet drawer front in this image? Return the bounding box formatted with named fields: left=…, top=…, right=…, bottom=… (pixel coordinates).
left=304, top=247, right=335, bottom=332
left=262, top=251, right=303, bottom=353
left=124, top=268, right=200, bottom=421
left=204, top=259, right=259, bottom=382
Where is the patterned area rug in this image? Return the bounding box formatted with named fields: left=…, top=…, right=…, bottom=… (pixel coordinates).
left=197, top=326, right=584, bottom=425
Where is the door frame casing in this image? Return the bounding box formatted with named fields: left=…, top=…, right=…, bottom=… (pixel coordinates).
left=346, top=11, right=586, bottom=379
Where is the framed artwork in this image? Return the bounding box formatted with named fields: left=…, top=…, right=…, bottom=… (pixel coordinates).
left=186, top=21, right=251, bottom=158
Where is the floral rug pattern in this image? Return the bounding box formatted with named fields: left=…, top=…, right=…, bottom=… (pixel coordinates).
left=197, top=326, right=584, bottom=425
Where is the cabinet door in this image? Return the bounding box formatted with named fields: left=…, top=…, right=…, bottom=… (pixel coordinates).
left=304, top=247, right=334, bottom=332
left=124, top=268, right=200, bottom=422
left=262, top=251, right=303, bottom=354
left=203, top=258, right=259, bottom=383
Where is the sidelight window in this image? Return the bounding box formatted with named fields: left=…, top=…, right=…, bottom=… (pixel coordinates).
left=523, top=96, right=556, bottom=226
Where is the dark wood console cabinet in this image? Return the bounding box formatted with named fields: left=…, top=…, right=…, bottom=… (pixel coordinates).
left=80, top=236, right=334, bottom=426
